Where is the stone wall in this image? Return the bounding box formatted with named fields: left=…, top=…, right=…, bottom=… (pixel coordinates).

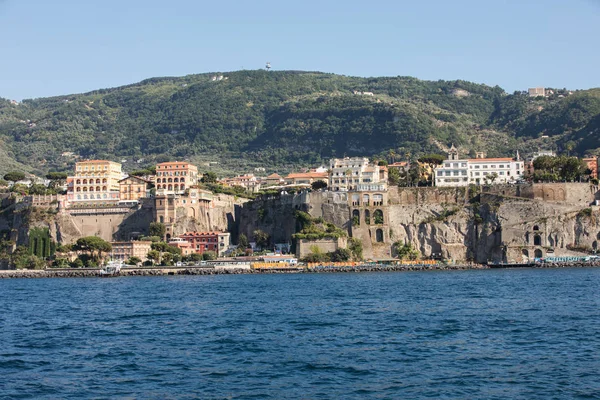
left=296, top=237, right=347, bottom=259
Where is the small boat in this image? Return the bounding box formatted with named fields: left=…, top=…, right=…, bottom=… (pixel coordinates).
left=99, top=260, right=123, bottom=277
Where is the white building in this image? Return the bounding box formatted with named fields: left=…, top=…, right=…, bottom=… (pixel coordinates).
left=434, top=145, right=470, bottom=187
left=328, top=157, right=388, bottom=192
left=435, top=146, right=524, bottom=186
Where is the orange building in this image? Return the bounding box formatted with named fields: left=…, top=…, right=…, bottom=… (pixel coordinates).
left=119, top=176, right=151, bottom=201
left=155, top=161, right=198, bottom=193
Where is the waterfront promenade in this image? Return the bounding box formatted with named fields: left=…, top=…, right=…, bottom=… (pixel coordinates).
left=1, top=260, right=599, bottom=278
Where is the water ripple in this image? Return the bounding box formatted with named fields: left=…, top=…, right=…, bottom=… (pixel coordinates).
left=1, top=269, right=600, bottom=398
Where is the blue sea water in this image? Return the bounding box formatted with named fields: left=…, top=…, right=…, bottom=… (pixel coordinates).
left=1, top=268, right=600, bottom=399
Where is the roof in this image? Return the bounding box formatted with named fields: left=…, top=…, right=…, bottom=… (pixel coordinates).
left=267, top=173, right=283, bottom=179
left=286, top=172, right=328, bottom=179
left=468, top=158, right=515, bottom=162
left=76, top=160, right=120, bottom=164
left=180, top=231, right=223, bottom=236
left=119, top=175, right=152, bottom=184
left=389, top=162, right=408, bottom=167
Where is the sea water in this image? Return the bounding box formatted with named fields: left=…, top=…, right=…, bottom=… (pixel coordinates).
left=1, top=268, right=599, bottom=399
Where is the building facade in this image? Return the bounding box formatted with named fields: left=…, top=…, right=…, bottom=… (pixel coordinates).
left=285, top=172, right=328, bottom=186
left=154, top=188, right=213, bottom=240
left=435, top=147, right=524, bottom=187
left=119, top=176, right=151, bottom=201
left=583, top=157, right=598, bottom=179
left=69, top=160, right=122, bottom=204
left=110, top=241, right=152, bottom=262
left=328, top=157, right=388, bottom=192
left=155, top=161, right=198, bottom=193
left=178, top=232, right=225, bottom=255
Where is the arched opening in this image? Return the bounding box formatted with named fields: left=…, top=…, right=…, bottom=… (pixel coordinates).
left=534, top=235, right=542, bottom=246
left=82, top=179, right=88, bottom=184
left=522, top=249, right=529, bottom=259
left=76, top=179, right=81, bottom=185
left=376, top=229, right=384, bottom=242
left=373, top=194, right=383, bottom=206
left=76, top=187, right=81, bottom=192
left=89, top=187, right=94, bottom=192
left=534, top=249, right=543, bottom=259
left=102, top=179, right=107, bottom=184
left=374, top=209, right=384, bottom=225
left=96, top=186, right=101, bottom=192
left=82, top=187, right=88, bottom=192
left=166, top=234, right=171, bottom=241
left=168, top=184, right=173, bottom=191
left=102, top=186, right=107, bottom=191
left=168, top=178, right=173, bottom=183
left=593, top=241, right=598, bottom=251
left=352, top=194, right=360, bottom=206
left=180, top=184, right=185, bottom=190
left=352, top=209, right=360, bottom=226
left=362, top=194, right=370, bottom=207
left=533, top=225, right=540, bottom=231
left=364, top=209, right=371, bottom=225
left=96, top=179, right=101, bottom=184
left=174, top=178, right=179, bottom=183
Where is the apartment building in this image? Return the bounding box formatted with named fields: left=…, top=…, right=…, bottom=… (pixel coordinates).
left=119, top=176, right=151, bottom=201
left=155, top=161, right=198, bottom=193
left=110, top=241, right=153, bottom=262
left=328, top=157, right=388, bottom=192
left=69, top=160, right=122, bottom=203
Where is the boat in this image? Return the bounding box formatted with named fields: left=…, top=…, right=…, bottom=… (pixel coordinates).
left=99, top=260, right=123, bottom=277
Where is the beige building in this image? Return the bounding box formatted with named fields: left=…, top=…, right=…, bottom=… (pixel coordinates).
left=528, top=87, right=546, bottom=97
left=285, top=171, right=328, bottom=186
left=111, top=241, right=153, bottom=262
left=155, top=188, right=214, bottom=240
left=69, top=160, right=122, bottom=204
left=155, top=161, right=198, bottom=193
left=119, top=176, right=151, bottom=201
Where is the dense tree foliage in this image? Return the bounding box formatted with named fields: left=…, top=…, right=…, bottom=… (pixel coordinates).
left=1, top=73, right=598, bottom=176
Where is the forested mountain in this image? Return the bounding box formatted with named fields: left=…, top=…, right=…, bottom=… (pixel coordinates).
left=0, top=70, right=598, bottom=176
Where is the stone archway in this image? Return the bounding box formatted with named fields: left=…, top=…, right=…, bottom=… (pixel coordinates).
left=364, top=210, right=371, bottom=225
left=534, top=249, right=543, bottom=259
left=352, top=209, right=360, bottom=226
left=534, top=234, right=542, bottom=246
left=373, top=209, right=384, bottom=225
left=522, top=249, right=529, bottom=259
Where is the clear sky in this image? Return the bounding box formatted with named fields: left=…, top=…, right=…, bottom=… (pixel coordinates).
left=0, top=0, right=598, bottom=100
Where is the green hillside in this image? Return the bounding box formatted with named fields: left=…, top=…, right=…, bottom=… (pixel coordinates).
left=0, top=71, right=599, bottom=177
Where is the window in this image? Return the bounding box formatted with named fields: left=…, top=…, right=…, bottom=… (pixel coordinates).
left=475, top=165, right=480, bottom=169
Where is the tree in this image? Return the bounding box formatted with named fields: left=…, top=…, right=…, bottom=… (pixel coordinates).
left=202, top=251, right=217, bottom=260
left=393, top=241, right=419, bottom=260
left=253, top=229, right=270, bottom=249
left=330, top=248, right=352, bottom=262
left=201, top=172, right=218, bottom=184
left=149, top=222, right=166, bottom=238
left=238, top=233, right=249, bottom=249
left=185, top=253, right=203, bottom=262
left=348, top=238, right=363, bottom=261
left=388, top=167, right=401, bottom=186
left=311, top=180, right=327, bottom=190
left=147, top=250, right=160, bottom=265
left=4, top=171, right=25, bottom=183
left=417, top=154, right=445, bottom=166
left=486, top=172, right=499, bottom=184
left=74, top=236, right=112, bottom=263
left=126, top=256, right=142, bottom=265
left=46, top=171, right=68, bottom=188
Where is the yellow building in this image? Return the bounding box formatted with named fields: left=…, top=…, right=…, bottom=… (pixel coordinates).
left=70, top=160, right=122, bottom=203
left=119, top=176, right=151, bottom=201
left=110, top=241, right=153, bottom=262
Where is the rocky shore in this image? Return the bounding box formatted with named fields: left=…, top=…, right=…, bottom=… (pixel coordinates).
left=1, top=261, right=599, bottom=279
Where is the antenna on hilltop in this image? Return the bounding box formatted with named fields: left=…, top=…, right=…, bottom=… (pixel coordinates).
left=266, top=62, right=271, bottom=71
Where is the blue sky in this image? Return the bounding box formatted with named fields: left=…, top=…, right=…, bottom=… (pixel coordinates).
left=0, top=0, right=598, bottom=100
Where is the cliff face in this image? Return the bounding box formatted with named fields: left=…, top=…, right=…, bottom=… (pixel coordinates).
left=237, top=184, right=600, bottom=262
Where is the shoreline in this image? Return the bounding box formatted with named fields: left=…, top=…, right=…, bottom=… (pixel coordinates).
left=1, top=262, right=599, bottom=279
